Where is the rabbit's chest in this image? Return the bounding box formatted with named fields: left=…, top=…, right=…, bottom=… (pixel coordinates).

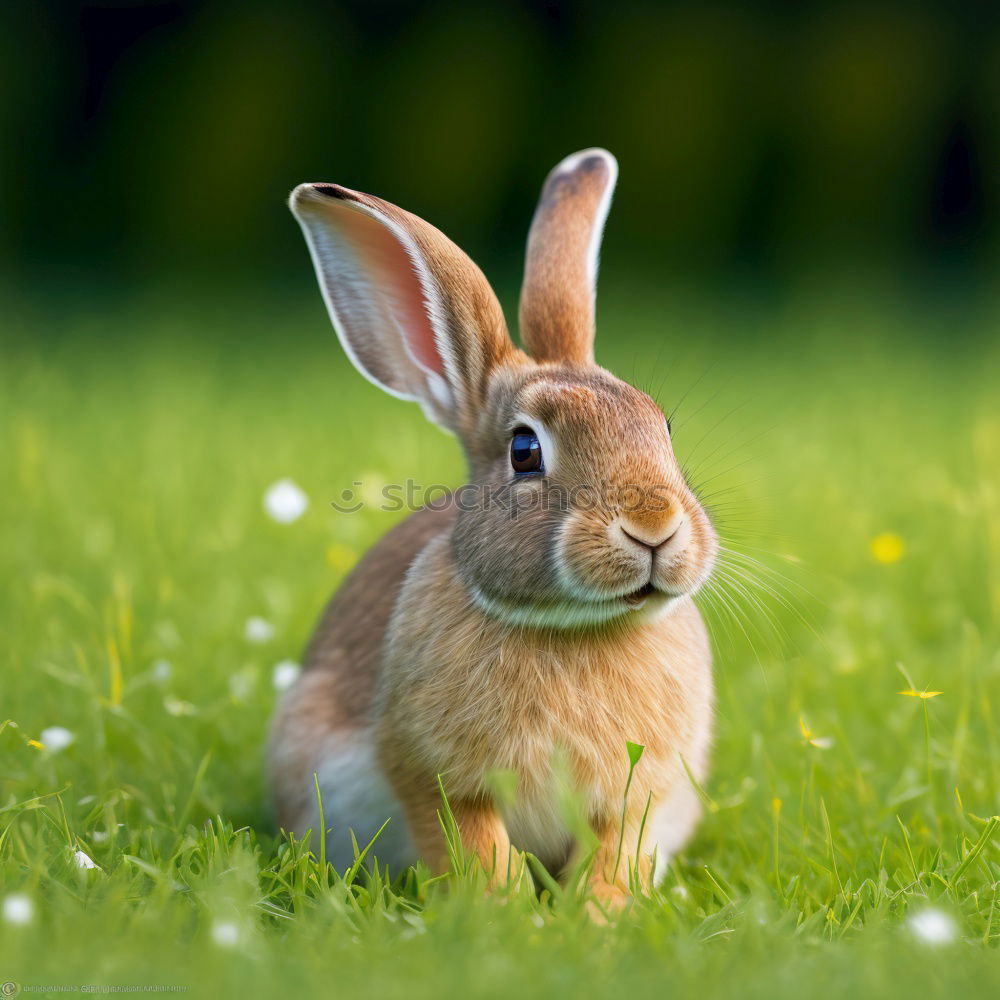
left=381, top=541, right=712, bottom=823
left=405, top=634, right=695, bottom=815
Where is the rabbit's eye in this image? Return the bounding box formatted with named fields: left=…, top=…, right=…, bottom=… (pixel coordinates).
left=510, top=427, right=543, bottom=475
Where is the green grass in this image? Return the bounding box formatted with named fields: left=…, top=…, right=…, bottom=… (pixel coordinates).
left=1, top=289, right=999, bottom=998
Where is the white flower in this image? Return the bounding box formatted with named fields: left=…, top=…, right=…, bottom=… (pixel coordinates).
left=40, top=726, right=75, bottom=752
left=272, top=660, right=301, bottom=692
left=152, top=659, right=172, bottom=683
left=2, top=893, right=34, bottom=926
left=73, top=849, right=100, bottom=871
left=229, top=670, right=256, bottom=702
left=164, top=696, right=197, bottom=717
left=264, top=478, right=308, bottom=524
left=244, top=616, right=275, bottom=643
left=211, top=920, right=241, bottom=947
left=908, top=908, right=957, bottom=946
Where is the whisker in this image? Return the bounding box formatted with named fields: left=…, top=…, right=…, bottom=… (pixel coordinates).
left=711, top=565, right=790, bottom=649
left=718, top=545, right=826, bottom=606
left=685, top=418, right=783, bottom=486
left=679, top=397, right=751, bottom=473
left=699, top=575, right=771, bottom=687
left=713, top=548, right=826, bottom=652
left=671, top=375, right=738, bottom=442
left=667, top=360, right=719, bottom=430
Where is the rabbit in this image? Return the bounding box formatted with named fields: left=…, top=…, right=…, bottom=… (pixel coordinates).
left=268, top=149, right=718, bottom=907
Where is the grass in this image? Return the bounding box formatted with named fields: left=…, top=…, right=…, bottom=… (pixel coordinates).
left=1, top=286, right=998, bottom=998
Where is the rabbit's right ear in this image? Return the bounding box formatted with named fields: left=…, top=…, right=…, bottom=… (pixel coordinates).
left=290, top=183, right=518, bottom=435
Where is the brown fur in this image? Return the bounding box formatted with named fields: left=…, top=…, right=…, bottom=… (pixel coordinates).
left=270, top=149, right=719, bottom=906
left=268, top=504, right=453, bottom=826
left=292, top=183, right=527, bottom=436
left=519, top=150, right=615, bottom=365
left=377, top=533, right=712, bottom=880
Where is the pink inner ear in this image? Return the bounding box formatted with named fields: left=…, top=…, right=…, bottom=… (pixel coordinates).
left=335, top=203, right=446, bottom=378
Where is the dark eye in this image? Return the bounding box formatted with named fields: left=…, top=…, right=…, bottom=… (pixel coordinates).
left=510, top=427, right=543, bottom=475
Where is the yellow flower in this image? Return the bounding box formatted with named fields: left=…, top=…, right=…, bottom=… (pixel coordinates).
left=798, top=715, right=833, bottom=749
left=871, top=532, right=905, bottom=564
left=27, top=739, right=44, bottom=750
left=899, top=689, right=942, bottom=699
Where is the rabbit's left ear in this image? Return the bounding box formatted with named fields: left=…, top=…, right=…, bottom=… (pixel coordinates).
left=519, top=149, right=618, bottom=366
left=290, top=182, right=517, bottom=435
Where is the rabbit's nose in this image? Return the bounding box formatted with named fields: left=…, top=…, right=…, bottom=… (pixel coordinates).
left=619, top=510, right=685, bottom=551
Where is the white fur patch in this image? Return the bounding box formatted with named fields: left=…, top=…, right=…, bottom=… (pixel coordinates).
left=644, top=782, right=703, bottom=883
left=469, top=584, right=666, bottom=628
left=302, top=732, right=415, bottom=873
left=502, top=792, right=573, bottom=870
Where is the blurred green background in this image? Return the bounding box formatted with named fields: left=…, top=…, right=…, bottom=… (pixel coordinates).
left=2, top=5, right=1000, bottom=995
left=2, top=0, right=999, bottom=311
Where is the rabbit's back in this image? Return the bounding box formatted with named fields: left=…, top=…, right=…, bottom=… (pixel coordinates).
left=303, top=502, right=456, bottom=710
left=268, top=501, right=455, bottom=852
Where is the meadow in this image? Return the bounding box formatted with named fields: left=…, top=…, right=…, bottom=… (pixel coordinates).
left=1, top=285, right=998, bottom=998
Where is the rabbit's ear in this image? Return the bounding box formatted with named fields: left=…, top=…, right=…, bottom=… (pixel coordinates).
left=290, top=183, right=517, bottom=434
left=518, top=149, right=618, bottom=365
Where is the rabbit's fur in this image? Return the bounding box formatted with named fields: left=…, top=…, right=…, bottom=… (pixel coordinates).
left=268, top=150, right=717, bottom=904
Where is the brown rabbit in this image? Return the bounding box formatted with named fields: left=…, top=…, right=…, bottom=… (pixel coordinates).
left=268, top=149, right=717, bottom=907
